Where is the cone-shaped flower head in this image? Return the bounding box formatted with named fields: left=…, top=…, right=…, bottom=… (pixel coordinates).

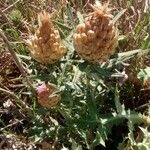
left=27, top=11, right=66, bottom=64
left=73, top=2, right=118, bottom=63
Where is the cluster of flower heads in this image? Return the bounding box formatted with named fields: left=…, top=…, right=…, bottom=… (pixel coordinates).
left=27, top=2, right=118, bottom=65
left=27, top=2, right=118, bottom=108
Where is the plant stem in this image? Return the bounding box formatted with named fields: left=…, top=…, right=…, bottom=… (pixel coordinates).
left=0, top=87, right=20, bottom=101
left=0, top=29, right=35, bottom=92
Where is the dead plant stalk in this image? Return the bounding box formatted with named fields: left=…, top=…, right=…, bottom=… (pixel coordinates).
left=0, top=29, right=35, bottom=92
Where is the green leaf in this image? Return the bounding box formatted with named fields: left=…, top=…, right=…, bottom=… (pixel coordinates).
left=90, top=123, right=107, bottom=148
left=71, top=139, right=83, bottom=150
left=54, top=20, right=72, bottom=31
left=86, top=79, right=98, bottom=120
left=142, top=35, right=150, bottom=49
left=127, top=120, right=135, bottom=145
left=137, top=144, right=150, bottom=150
left=137, top=67, right=150, bottom=82
left=17, top=54, right=31, bottom=60
left=108, top=49, right=150, bottom=68
left=66, top=3, right=76, bottom=28
left=77, top=11, right=84, bottom=24
left=112, top=9, right=126, bottom=24
left=118, top=35, right=127, bottom=41
left=114, top=85, right=123, bottom=114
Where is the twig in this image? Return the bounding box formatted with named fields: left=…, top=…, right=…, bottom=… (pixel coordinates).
left=0, top=29, right=35, bottom=92
left=0, top=87, right=32, bottom=114
left=0, top=87, right=28, bottom=108
left=135, top=102, right=150, bottom=111
left=0, top=87, right=19, bottom=101
left=0, top=119, right=24, bottom=131
left=2, top=0, right=21, bottom=12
